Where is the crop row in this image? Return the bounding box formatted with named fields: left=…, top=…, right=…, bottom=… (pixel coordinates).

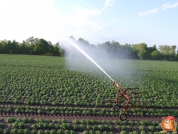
left=0, top=128, right=165, bottom=134
left=0, top=105, right=177, bottom=117
left=2, top=117, right=161, bottom=126
left=0, top=118, right=163, bottom=133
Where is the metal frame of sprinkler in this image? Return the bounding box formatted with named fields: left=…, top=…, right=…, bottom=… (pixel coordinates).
left=111, top=81, right=147, bottom=121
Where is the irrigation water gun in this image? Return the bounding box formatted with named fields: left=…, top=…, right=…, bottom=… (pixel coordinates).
left=113, top=81, right=121, bottom=89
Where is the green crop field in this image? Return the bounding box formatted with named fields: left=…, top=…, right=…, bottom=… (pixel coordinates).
left=0, top=54, right=178, bottom=134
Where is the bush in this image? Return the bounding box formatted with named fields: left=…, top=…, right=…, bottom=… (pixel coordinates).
left=73, top=119, right=79, bottom=124
left=132, top=131, right=139, bottom=134
left=50, top=129, right=56, bottom=134
left=83, top=130, right=89, bottom=134
left=11, top=129, right=17, bottom=134
left=148, top=125, right=154, bottom=130
left=3, top=128, right=9, bottom=134
left=73, top=124, right=77, bottom=130
left=28, top=118, right=34, bottom=123
left=44, top=130, right=50, bottom=134
left=70, top=130, right=75, bottom=134
left=60, top=123, right=71, bottom=130
left=22, top=117, right=28, bottom=123
left=24, top=128, right=29, bottom=134
left=98, top=125, right=104, bottom=130
left=120, top=131, right=127, bottom=134
left=89, top=130, right=95, bottom=134
left=12, top=122, right=18, bottom=128
left=95, top=131, right=101, bottom=134
left=31, top=130, right=37, bottom=134
left=140, top=120, right=149, bottom=126
left=38, top=130, right=44, bottom=134
left=18, top=129, right=24, bottom=134
left=64, top=130, right=70, bottom=134
left=7, top=117, right=15, bottom=123
left=57, top=129, right=63, bottom=134
left=140, top=131, right=146, bottom=134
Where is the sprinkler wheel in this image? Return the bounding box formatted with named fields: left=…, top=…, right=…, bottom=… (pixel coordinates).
left=120, top=114, right=127, bottom=121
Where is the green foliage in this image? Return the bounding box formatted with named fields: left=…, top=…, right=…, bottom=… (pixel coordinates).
left=0, top=37, right=62, bottom=56
left=120, top=130, right=127, bottom=134
left=7, top=117, right=15, bottom=123
left=0, top=36, right=177, bottom=60
left=151, top=50, right=161, bottom=60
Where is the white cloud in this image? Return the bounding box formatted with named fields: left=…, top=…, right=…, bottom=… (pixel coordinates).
left=138, top=8, right=159, bottom=16
left=161, top=2, right=178, bottom=10
left=65, top=7, right=102, bottom=31
left=138, top=2, right=178, bottom=16
left=103, top=0, right=115, bottom=9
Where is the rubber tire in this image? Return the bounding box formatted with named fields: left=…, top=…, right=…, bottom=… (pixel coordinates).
left=120, top=114, right=127, bottom=121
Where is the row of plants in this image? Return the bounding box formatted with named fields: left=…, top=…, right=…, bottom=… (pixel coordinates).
left=4, top=117, right=161, bottom=126
left=0, top=128, right=75, bottom=134
left=0, top=128, right=166, bottom=134
left=0, top=117, right=163, bottom=133
left=0, top=105, right=177, bottom=117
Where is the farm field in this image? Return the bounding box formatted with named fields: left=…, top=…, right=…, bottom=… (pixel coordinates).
left=0, top=54, right=178, bottom=134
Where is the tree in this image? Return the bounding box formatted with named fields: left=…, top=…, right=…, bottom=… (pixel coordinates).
left=170, top=45, right=176, bottom=60
left=53, top=43, right=62, bottom=56
left=0, top=40, right=9, bottom=53
left=119, top=43, right=136, bottom=59
left=10, top=40, right=20, bottom=54
left=25, top=36, right=38, bottom=45
left=132, top=43, right=148, bottom=59
left=151, top=50, right=161, bottom=60
left=78, top=38, right=90, bottom=46
left=159, top=45, right=171, bottom=55
left=138, top=51, right=147, bottom=60
left=146, top=45, right=157, bottom=59
left=33, top=39, right=49, bottom=55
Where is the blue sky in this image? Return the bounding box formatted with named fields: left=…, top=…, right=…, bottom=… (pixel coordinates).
left=0, top=0, right=178, bottom=47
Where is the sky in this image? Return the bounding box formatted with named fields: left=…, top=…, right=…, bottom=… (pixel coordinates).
left=0, top=0, right=178, bottom=47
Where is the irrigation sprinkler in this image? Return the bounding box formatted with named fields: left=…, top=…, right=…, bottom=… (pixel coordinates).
left=112, top=81, right=147, bottom=121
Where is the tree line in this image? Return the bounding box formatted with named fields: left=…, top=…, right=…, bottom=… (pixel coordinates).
left=0, top=37, right=62, bottom=56
left=0, top=36, right=177, bottom=60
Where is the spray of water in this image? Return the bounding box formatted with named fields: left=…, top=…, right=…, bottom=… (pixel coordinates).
left=63, top=37, right=114, bottom=82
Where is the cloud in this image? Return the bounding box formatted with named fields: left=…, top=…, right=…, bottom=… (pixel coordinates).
left=161, top=2, right=178, bottom=10
left=138, top=8, right=159, bottom=16
left=138, top=2, right=178, bottom=16
left=65, top=7, right=102, bottom=31
left=103, top=0, right=115, bottom=9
